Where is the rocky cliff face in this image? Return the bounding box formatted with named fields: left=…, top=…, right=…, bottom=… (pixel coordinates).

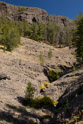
left=0, top=1, right=74, bottom=27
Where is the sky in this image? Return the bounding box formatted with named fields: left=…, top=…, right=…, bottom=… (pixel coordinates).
left=0, top=0, right=83, bottom=19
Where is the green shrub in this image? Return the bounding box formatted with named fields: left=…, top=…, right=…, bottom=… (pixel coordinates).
left=48, top=49, right=53, bottom=58
left=48, top=70, right=61, bottom=82
left=25, top=83, right=56, bottom=108
left=25, top=82, right=35, bottom=99
left=25, top=96, right=54, bottom=108
left=73, top=65, right=76, bottom=74
left=2, top=28, right=20, bottom=51
left=39, top=52, right=44, bottom=65
left=38, top=96, right=54, bottom=107
left=18, top=7, right=27, bottom=12
left=0, top=18, right=21, bottom=51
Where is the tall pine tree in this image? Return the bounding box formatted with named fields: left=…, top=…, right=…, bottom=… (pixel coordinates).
left=72, top=14, right=83, bottom=63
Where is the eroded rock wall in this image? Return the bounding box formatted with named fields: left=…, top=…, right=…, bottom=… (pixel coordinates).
left=0, top=1, right=74, bottom=28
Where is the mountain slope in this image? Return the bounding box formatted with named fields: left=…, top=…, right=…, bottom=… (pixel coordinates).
left=0, top=37, right=78, bottom=124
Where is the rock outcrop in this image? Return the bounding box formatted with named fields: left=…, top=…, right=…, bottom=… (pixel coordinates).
left=0, top=1, right=74, bottom=27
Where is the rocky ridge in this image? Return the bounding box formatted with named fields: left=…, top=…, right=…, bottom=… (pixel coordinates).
left=0, top=1, right=74, bottom=27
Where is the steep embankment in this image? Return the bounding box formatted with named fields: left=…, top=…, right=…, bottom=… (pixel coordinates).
left=0, top=38, right=83, bottom=124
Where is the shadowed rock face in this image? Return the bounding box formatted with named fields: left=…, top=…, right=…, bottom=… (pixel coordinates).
left=0, top=2, right=7, bottom=13
left=48, top=15, right=73, bottom=27
left=0, top=1, right=74, bottom=27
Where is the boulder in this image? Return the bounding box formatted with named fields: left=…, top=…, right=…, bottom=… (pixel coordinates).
left=0, top=73, right=10, bottom=80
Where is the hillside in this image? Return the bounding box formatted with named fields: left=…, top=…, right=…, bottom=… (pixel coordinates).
left=0, top=37, right=82, bottom=124
left=0, top=37, right=76, bottom=107
left=0, top=1, right=83, bottom=124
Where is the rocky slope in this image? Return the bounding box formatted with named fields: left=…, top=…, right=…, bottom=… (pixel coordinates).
left=0, top=37, right=76, bottom=107
left=0, top=2, right=83, bottom=124
left=44, top=67, right=83, bottom=123
left=0, top=1, right=74, bottom=27
left=0, top=37, right=83, bottom=124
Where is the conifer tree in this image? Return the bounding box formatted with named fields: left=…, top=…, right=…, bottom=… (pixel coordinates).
left=72, top=14, right=83, bottom=63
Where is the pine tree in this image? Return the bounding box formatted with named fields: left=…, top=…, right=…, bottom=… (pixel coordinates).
left=37, top=23, right=46, bottom=41
left=72, top=14, right=83, bottom=63
left=2, top=27, right=20, bottom=51
left=30, top=22, right=39, bottom=41
left=25, top=82, right=35, bottom=99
